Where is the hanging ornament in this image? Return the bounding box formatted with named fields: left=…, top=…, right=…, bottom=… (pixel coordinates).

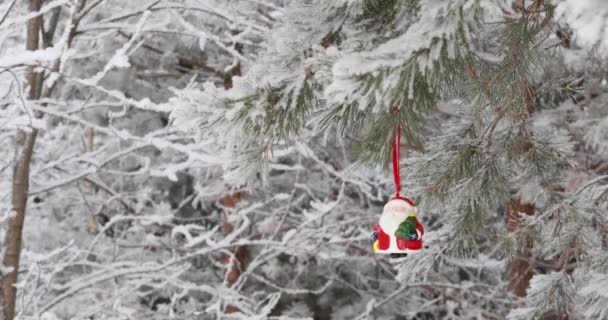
left=370, top=126, right=424, bottom=258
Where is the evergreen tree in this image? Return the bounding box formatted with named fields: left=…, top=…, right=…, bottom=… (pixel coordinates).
left=1, top=0, right=607, bottom=318
left=172, top=0, right=608, bottom=318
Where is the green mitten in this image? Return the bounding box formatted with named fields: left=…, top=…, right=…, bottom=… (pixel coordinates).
left=395, top=216, right=417, bottom=240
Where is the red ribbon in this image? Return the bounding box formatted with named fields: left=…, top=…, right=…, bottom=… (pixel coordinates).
left=392, top=125, right=401, bottom=197
left=391, top=125, right=415, bottom=207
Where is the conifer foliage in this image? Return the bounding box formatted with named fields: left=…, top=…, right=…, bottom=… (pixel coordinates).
left=1, top=0, right=608, bottom=319
left=172, top=0, right=608, bottom=318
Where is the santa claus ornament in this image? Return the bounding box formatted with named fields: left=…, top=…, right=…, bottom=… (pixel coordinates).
left=370, top=126, right=424, bottom=258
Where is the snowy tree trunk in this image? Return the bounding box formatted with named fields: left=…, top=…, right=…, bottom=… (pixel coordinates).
left=506, top=83, right=537, bottom=299
left=221, top=29, right=246, bottom=315
left=505, top=199, right=534, bottom=297
left=85, top=127, right=98, bottom=234
left=221, top=192, right=247, bottom=314
left=0, top=1, right=41, bottom=319
left=222, top=29, right=243, bottom=90
left=1, top=1, right=84, bottom=318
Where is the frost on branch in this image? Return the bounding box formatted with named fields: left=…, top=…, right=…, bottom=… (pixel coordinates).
left=508, top=272, right=575, bottom=320
left=2, top=0, right=608, bottom=319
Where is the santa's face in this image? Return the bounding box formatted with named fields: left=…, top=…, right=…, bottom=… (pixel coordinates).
left=379, top=199, right=414, bottom=233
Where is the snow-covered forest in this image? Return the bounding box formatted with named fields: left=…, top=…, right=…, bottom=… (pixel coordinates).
left=1, top=0, right=608, bottom=319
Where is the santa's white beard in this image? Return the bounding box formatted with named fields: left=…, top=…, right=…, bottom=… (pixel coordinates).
left=379, top=199, right=413, bottom=234
left=379, top=213, right=405, bottom=234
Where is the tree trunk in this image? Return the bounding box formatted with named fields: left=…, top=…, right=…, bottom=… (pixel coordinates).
left=1, top=134, right=38, bottom=320
left=505, top=199, right=534, bottom=297
left=505, top=83, right=537, bottom=298
left=222, top=29, right=243, bottom=90
left=221, top=31, right=246, bottom=315
left=85, top=127, right=99, bottom=234
left=0, top=1, right=42, bottom=319
left=0, top=0, right=84, bottom=316
left=221, top=192, right=247, bottom=314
